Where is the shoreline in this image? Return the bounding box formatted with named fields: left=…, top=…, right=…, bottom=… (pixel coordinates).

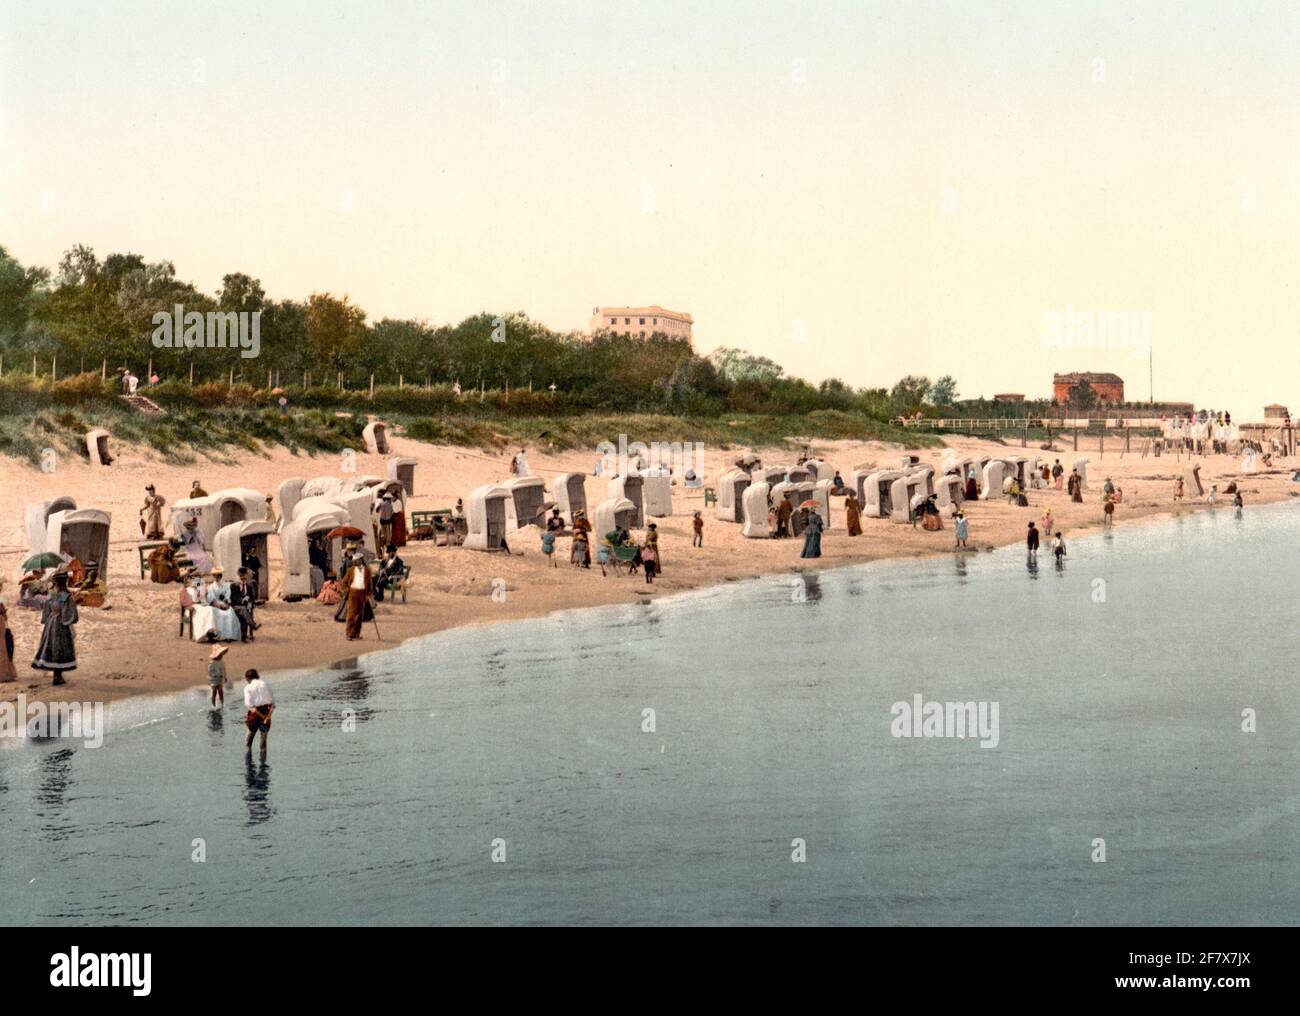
left=2, top=433, right=1295, bottom=712
left=6, top=494, right=1297, bottom=738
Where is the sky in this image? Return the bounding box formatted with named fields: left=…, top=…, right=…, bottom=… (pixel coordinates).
left=1, top=0, right=1297, bottom=414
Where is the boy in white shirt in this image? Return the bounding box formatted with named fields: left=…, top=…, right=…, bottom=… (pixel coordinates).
left=243, top=668, right=275, bottom=753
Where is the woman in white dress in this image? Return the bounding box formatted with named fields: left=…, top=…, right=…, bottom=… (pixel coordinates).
left=188, top=575, right=218, bottom=642
left=205, top=567, right=242, bottom=642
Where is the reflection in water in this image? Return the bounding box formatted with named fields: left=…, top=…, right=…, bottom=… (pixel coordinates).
left=243, top=755, right=273, bottom=826
left=36, top=748, right=75, bottom=811
left=206, top=709, right=224, bottom=735
left=1026, top=552, right=1039, bottom=578
left=953, top=554, right=968, bottom=581
left=1055, top=556, right=1066, bottom=575
left=802, top=574, right=822, bottom=603
left=333, top=668, right=371, bottom=703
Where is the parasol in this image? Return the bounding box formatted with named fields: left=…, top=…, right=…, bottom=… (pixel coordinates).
left=799, top=500, right=820, bottom=509
left=22, top=551, right=65, bottom=572
left=325, top=525, right=366, bottom=541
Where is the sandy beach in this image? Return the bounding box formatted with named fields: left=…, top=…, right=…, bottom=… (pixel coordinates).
left=2, top=432, right=1295, bottom=708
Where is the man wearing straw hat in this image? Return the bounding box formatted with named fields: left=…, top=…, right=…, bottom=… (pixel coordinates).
left=207, top=645, right=230, bottom=708
left=340, top=544, right=374, bottom=641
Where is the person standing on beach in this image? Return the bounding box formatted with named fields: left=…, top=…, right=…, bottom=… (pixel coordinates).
left=1234, top=488, right=1244, bottom=510
left=1052, top=460, right=1064, bottom=490
left=1174, top=476, right=1184, bottom=501
left=1040, top=507, right=1053, bottom=537
left=1068, top=469, right=1083, bottom=503
left=965, top=466, right=979, bottom=501
left=341, top=551, right=373, bottom=641
left=140, top=484, right=166, bottom=540
left=0, top=587, right=18, bottom=683
left=954, top=510, right=969, bottom=549
left=641, top=536, right=658, bottom=584
left=231, top=568, right=257, bottom=642
left=800, top=508, right=824, bottom=558
left=208, top=645, right=230, bottom=707
left=692, top=511, right=704, bottom=547
left=1103, top=491, right=1115, bottom=526
left=845, top=493, right=864, bottom=536
left=376, top=492, right=396, bottom=548
left=32, top=572, right=78, bottom=685
left=1026, top=521, right=1040, bottom=558
left=571, top=510, right=592, bottom=568
left=645, top=522, right=662, bottom=573
left=243, top=669, right=275, bottom=753
left=776, top=497, right=793, bottom=538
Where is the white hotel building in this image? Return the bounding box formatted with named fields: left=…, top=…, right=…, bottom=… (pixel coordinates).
left=589, top=306, right=693, bottom=344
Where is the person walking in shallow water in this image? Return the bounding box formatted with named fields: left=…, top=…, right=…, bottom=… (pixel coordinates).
left=244, top=669, right=275, bottom=753
left=208, top=645, right=230, bottom=707
left=1026, top=521, right=1040, bottom=558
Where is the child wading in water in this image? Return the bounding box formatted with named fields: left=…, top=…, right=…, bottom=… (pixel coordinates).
left=208, top=645, right=229, bottom=708
left=1052, top=532, right=1067, bottom=562
left=692, top=511, right=703, bottom=547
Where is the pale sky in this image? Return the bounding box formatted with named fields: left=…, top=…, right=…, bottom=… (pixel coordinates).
left=2, top=0, right=1296, bottom=414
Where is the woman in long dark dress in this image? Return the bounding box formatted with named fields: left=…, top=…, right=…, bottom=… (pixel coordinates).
left=800, top=509, right=824, bottom=558
left=32, top=573, right=79, bottom=685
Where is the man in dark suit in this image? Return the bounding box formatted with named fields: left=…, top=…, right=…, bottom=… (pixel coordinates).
left=231, top=567, right=257, bottom=642
left=374, top=545, right=405, bottom=602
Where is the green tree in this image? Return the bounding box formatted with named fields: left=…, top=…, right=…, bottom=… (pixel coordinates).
left=708, top=346, right=784, bottom=383
left=890, top=374, right=931, bottom=413
left=928, top=375, right=959, bottom=405
left=1070, top=380, right=1098, bottom=411
left=307, top=293, right=366, bottom=377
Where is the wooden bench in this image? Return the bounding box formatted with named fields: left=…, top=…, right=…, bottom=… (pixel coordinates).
left=411, top=509, right=451, bottom=529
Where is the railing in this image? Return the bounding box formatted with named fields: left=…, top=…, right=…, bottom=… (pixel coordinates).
left=902, top=418, right=1163, bottom=430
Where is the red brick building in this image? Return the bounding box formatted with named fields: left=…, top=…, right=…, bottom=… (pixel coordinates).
left=1053, top=372, right=1124, bottom=405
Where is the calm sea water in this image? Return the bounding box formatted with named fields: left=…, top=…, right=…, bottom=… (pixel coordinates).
left=2, top=502, right=1297, bottom=926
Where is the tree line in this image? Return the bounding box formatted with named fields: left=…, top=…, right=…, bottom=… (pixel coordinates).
left=0, top=244, right=961, bottom=419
